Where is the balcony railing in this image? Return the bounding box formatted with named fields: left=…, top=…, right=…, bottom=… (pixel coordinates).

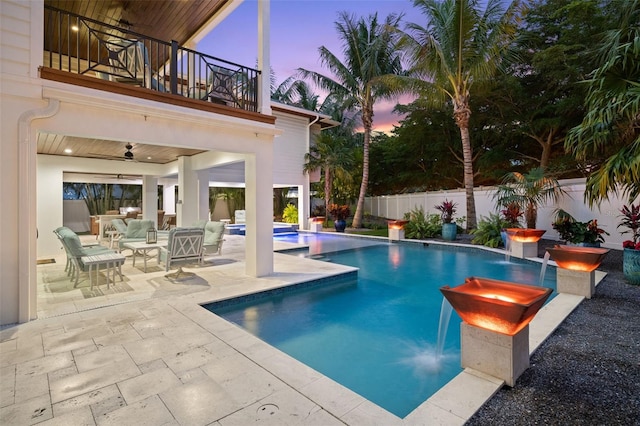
left=44, top=5, right=260, bottom=112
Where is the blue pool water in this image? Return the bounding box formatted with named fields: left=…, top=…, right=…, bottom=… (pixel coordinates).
left=206, top=235, right=556, bottom=418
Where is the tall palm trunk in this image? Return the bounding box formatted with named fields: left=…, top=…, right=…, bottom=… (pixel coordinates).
left=454, top=96, right=477, bottom=229
left=352, top=103, right=373, bottom=229
left=324, top=165, right=332, bottom=223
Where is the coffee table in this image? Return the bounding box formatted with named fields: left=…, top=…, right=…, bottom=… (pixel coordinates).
left=122, top=241, right=167, bottom=272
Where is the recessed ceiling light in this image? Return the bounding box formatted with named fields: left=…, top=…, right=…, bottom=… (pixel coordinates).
left=64, top=148, right=72, bottom=154
left=71, top=25, right=79, bottom=32
left=147, top=156, right=152, bottom=160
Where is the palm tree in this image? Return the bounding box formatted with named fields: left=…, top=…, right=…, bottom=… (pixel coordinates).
left=272, top=76, right=321, bottom=111
left=565, top=0, right=640, bottom=206
left=303, top=132, right=354, bottom=223
left=298, top=12, right=404, bottom=228
left=397, top=0, right=521, bottom=229
left=494, top=167, right=565, bottom=229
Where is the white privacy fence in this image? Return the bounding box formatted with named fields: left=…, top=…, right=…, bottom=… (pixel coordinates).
left=365, top=178, right=632, bottom=249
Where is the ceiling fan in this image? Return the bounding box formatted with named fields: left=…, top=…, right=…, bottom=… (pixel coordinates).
left=87, top=143, right=137, bottom=162
left=123, top=143, right=134, bottom=161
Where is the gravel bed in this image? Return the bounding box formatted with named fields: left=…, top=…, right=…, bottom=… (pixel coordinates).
left=462, top=239, right=640, bottom=425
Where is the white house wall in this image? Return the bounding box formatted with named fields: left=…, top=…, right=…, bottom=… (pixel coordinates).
left=1, top=0, right=47, bottom=325
left=272, top=112, right=308, bottom=185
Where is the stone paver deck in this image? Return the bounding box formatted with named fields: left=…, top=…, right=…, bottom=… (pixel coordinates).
left=1, top=234, right=596, bottom=425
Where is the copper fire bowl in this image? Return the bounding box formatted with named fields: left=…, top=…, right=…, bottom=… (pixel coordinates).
left=310, top=217, right=324, bottom=224
left=546, top=245, right=610, bottom=272
left=505, top=228, right=546, bottom=243
left=440, top=277, right=553, bottom=336
left=387, top=220, right=409, bottom=230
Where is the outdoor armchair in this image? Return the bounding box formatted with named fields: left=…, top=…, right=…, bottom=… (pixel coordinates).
left=159, top=227, right=205, bottom=280
left=54, top=227, right=118, bottom=287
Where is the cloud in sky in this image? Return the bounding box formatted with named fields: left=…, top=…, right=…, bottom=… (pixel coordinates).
left=198, top=0, right=425, bottom=131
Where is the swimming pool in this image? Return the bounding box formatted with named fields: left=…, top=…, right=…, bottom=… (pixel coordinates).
left=206, top=234, right=556, bottom=417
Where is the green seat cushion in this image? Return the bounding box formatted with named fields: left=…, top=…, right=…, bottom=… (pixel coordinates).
left=204, top=221, right=225, bottom=246
left=125, top=219, right=154, bottom=238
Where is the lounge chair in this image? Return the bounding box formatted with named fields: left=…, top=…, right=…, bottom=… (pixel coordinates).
left=53, top=227, right=123, bottom=288
left=159, top=227, right=205, bottom=280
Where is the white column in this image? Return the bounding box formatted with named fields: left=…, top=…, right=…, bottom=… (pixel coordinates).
left=197, top=169, right=210, bottom=221
left=298, top=182, right=309, bottom=230
left=142, top=175, right=158, bottom=228
left=245, top=151, right=273, bottom=277
left=177, top=156, right=199, bottom=227
left=257, top=0, right=271, bottom=115
left=162, top=181, right=176, bottom=214
left=37, top=160, right=64, bottom=258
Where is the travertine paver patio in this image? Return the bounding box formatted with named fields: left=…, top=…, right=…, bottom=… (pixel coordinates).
left=0, top=234, right=594, bottom=425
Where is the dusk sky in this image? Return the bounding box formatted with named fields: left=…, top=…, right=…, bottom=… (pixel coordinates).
left=198, top=0, right=426, bottom=132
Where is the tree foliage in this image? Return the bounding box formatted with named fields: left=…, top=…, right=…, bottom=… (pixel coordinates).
left=565, top=0, right=640, bottom=205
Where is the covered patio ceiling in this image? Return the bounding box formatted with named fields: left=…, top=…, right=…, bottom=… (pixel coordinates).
left=37, top=132, right=206, bottom=165
left=44, top=0, right=232, bottom=48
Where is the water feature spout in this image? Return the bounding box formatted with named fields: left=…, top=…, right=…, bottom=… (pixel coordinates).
left=436, top=298, right=453, bottom=361
left=539, top=251, right=551, bottom=286
left=504, top=232, right=512, bottom=263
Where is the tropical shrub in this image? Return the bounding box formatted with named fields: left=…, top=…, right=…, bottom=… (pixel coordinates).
left=501, top=202, right=523, bottom=228
left=494, top=167, right=565, bottom=229
left=470, top=213, right=511, bottom=248
left=403, top=206, right=442, bottom=239
left=328, top=204, right=351, bottom=221
left=552, top=209, right=608, bottom=244
left=282, top=204, right=298, bottom=224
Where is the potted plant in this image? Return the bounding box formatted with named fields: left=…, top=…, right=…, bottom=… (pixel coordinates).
left=328, top=204, right=350, bottom=233
left=436, top=199, right=458, bottom=241
left=618, top=203, right=640, bottom=285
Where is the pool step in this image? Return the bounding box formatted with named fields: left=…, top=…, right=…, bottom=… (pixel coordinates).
left=308, top=254, right=331, bottom=262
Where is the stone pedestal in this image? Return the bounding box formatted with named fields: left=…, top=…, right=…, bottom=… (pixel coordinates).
left=510, top=241, right=538, bottom=258
left=389, top=228, right=404, bottom=241
left=309, top=222, right=323, bottom=233
left=461, top=323, right=529, bottom=387
left=557, top=268, right=595, bottom=298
